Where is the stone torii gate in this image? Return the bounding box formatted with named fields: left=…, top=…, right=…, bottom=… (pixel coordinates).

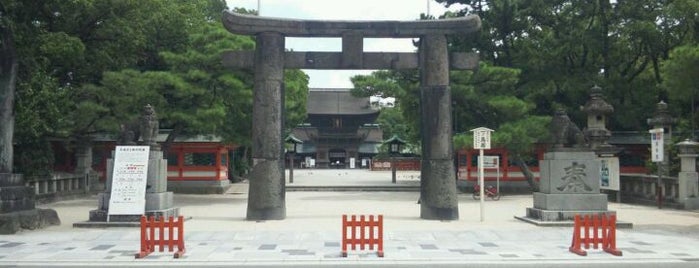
left=222, top=11, right=481, bottom=221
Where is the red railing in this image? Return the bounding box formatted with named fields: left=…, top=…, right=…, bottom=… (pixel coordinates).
left=569, top=214, right=622, bottom=256
left=342, top=214, right=384, bottom=257
left=136, top=215, right=186, bottom=259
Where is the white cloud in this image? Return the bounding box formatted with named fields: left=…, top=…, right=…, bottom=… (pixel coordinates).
left=225, top=0, right=465, bottom=88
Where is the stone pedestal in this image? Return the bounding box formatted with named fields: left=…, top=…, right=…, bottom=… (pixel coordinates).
left=0, top=173, right=60, bottom=234
left=679, top=171, right=699, bottom=209
left=86, top=149, right=179, bottom=223
left=677, top=168, right=699, bottom=210
left=677, top=140, right=699, bottom=209
left=522, top=150, right=614, bottom=222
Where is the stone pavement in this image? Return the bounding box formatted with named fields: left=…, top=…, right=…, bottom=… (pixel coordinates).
left=1, top=169, right=698, bottom=267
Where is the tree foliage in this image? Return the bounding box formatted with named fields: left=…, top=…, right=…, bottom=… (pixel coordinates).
left=439, top=0, right=699, bottom=132
left=4, top=0, right=308, bottom=175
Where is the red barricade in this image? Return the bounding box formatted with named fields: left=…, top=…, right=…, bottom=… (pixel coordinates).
left=135, top=215, right=186, bottom=258
left=342, top=214, right=384, bottom=257
left=569, top=214, right=622, bottom=256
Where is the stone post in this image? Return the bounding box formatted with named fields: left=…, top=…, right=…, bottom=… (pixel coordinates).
left=74, top=140, right=93, bottom=175
left=647, top=101, right=676, bottom=207
left=677, top=139, right=699, bottom=209
left=246, top=32, right=286, bottom=221
left=419, top=34, right=459, bottom=220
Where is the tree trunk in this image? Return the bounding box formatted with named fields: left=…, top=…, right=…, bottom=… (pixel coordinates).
left=513, top=153, right=538, bottom=192
left=161, top=123, right=183, bottom=156
left=0, top=25, right=18, bottom=174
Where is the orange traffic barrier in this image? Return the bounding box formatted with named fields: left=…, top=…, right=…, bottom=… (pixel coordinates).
left=569, top=214, right=622, bottom=256
left=341, top=214, right=384, bottom=257
left=135, top=215, right=186, bottom=258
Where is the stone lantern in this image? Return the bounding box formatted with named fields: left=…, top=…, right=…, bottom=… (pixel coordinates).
left=582, top=85, right=621, bottom=201
left=647, top=101, right=677, bottom=152
left=676, top=139, right=699, bottom=209
left=285, top=134, right=303, bottom=184
left=384, top=135, right=406, bottom=184
left=582, top=85, right=618, bottom=155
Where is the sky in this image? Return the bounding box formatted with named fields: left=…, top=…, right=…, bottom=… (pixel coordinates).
left=224, top=0, right=465, bottom=88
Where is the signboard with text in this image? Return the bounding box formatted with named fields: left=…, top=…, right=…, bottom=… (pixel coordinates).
left=599, top=157, right=620, bottom=191
left=471, top=127, right=494, bottom=150
left=649, top=128, right=664, bottom=162
left=108, top=146, right=150, bottom=216
left=482, top=156, right=499, bottom=169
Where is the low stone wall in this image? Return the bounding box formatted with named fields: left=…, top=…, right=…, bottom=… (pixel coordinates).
left=24, top=173, right=95, bottom=203
left=617, top=174, right=681, bottom=208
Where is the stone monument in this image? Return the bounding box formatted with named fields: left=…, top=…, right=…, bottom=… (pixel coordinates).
left=518, top=109, right=614, bottom=224
left=82, top=105, right=179, bottom=225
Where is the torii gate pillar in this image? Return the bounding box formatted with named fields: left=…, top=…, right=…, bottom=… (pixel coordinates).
left=419, top=35, right=459, bottom=220
left=247, top=32, right=286, bottom=220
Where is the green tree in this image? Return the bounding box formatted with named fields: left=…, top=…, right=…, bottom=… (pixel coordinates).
left=6, top=0, right=300, bottom=176
left=661, top=45, right=699, bottom=139
left=439, top=0, right=697, bottom=131
left=351, top=70, right=421, bottom=146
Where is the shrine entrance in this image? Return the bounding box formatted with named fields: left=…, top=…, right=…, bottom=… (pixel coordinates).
left=222, top=11, right=481, bottom=221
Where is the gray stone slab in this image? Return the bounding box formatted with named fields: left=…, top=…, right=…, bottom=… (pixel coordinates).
left=500, top=253, right=519, bottom=258
left=533, top=192, right=608, bottom=210
left=524, top=208, right=617, bottom=222
left=419, top=244, right=438, bottom=250
left=258, top=244, right=277, bottom=250
left=167, top=180, right=231, bottom=194
left=90, top=245, right=114, bottom=251
left=449, top=249, right=487, bottom=255
left=479, top=242, right=498, bottom=247
left=145, top=191, right=174, bottom=210
left=146, top=158, right=167, bottom=193
left=97, top=192, right=174, bottom=211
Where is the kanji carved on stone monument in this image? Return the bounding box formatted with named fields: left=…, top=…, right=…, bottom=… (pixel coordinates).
left=557, top=162, right=593, bottom=193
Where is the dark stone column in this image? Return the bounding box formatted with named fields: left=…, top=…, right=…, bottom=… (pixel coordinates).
left=0, top=25, right=60, bottom=234
left=246, top=32, right=286, bottom=220
left=75, top=142, right=93, bottom=174
left=419, top=34, right=459, bottom=220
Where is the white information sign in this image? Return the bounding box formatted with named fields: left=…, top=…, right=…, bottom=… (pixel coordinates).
left=470, top=127, right=494, bottom=150
left=599, top=157, right=620, bottom=191
left=108, top=146, right=150, bottom=216
left=349, top=157, right=356, bottom=169
left=649, top=128, right=664, bottom=162
left=469, top=127, right=495, bottom=222
left=482, top=156, right=499, bottom=169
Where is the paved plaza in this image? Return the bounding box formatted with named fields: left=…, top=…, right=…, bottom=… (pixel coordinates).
left=1, top=169, right=698, bottom=267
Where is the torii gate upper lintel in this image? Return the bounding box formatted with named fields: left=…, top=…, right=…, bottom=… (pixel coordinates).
left=221, top=11, right=481, bottom=70
left=221, top=11, right=481, bottom=221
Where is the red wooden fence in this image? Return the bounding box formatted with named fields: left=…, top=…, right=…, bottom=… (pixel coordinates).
left=342, top=214, right=384, bottom=257
left=569, top=214, right=622, bottom=256
left=136, top=215, right=186, bottom=258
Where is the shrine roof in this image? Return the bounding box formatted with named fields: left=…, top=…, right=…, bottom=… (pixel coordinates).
left=307, top=89, right=379, bottom=116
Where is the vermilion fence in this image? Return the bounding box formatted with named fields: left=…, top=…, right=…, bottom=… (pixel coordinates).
left=135, top=215, right=186, bottom=258
left=569, top=214, right=622, bottom=256
left=341, top=214, right=384, bottom=257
